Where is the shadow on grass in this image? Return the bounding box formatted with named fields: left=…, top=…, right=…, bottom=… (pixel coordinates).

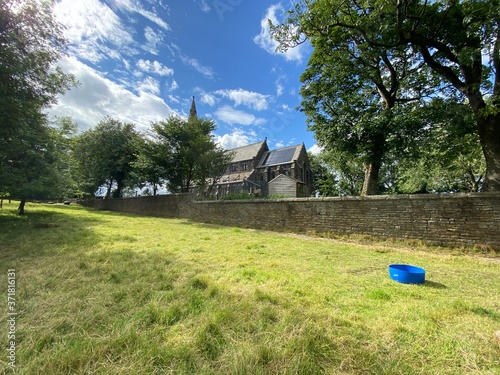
left=0, top=204, right=106, bottom=264
left=422, top=280, right=447, bottom=289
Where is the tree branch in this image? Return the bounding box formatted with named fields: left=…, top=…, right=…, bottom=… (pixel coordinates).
left=419, top=45, right=466, bottom=93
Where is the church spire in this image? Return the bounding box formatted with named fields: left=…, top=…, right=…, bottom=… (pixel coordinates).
left=189, top=96, right=197, bottom=122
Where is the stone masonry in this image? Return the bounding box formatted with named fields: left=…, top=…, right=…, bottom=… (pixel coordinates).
left=79, top=193, right=500, bottom=249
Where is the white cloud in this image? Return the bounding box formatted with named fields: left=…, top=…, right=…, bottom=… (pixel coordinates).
left=276, top=83, right=284, bottom=96
left=308, top=144, right=323, bottom=155
left=168, top=94, right=180, bottom=104
left=54, top=0, right=136, bottom=63
left=48, top=57, right=174, bottom=132
left=137, top=77, right=160, bottom=95
left=215, top=89, right=270, bottom=111
left=168, top=43, right=215, bottom=79
left=112, top=0, right=170, bottom=30
left=214, top=105, right=265, bottom=126
left=180, top=55, right=215, bottom=80
left=143, top=27, right=164, bottom=55
left=167, top=80, right=179, bottom=92
left=136, top=59, right=174, bottom=76
left=201, top=93, right=217, bottom=106
left=215, top=129, right=256, bottom=149
left=199, top=0, right=211, bottom=12
left=275, top=74, right=287, bottom=96
left=253, top=4, right=305, bottom=63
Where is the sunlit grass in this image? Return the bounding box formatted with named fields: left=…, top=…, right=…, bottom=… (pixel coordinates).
left=0, top=201, right=499, bottom=374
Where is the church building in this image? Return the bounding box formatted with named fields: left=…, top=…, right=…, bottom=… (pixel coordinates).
left=190, top=96, right=314, bottom=198
left=212, top=139, right=314, bottom=198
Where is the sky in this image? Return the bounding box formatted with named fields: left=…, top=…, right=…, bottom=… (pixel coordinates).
left=48, top=0, right=321, bottom=153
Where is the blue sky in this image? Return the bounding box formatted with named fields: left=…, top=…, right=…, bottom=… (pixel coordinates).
left=49, top=0, right=320, bottom=153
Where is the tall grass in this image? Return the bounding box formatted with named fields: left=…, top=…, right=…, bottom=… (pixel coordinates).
left=0, top=201, right=499, bottom=374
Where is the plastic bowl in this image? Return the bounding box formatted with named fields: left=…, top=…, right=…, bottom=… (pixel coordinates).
left=388, top=264, right=426, bottom=284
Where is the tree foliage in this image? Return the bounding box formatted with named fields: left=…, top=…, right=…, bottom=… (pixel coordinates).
left=272, top=0, right=500, bottom=192
left=72, top=118, right=141, bottom=198
left=396, top=102, right=486, bottom=193
left=272, top=0, right=440, bottom=195
left=0, top=0, right=76, bottom=212
left=2, top=117, right=78, bottom=213
left=311, top=101, right=486, bottom=195
left=130, top=138, right=166, bottom=196
left=309, top=152, right=364, bottom=196
left=148, top=116, right=230, bottom=194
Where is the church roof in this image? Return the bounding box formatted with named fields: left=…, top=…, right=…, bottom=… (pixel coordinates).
left=227, top=140, right=268, bottom=163
left=257, top=144, right=304, bottom=167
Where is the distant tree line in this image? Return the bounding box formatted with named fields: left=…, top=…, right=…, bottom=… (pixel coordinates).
left=0, top=0, right=498, bottom=215
left=70, top=115, right=230, bottom=199
left=0, top=0, right=228, bottom=213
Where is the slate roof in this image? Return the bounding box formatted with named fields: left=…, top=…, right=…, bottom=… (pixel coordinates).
left=257, top=144, right=304, bottom=167
left=227, top=140, right=267, bottom=163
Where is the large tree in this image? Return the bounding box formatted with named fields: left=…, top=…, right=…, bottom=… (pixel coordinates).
left=272, top=0, right=439, bottom=194
left=149, top=115, right=230, bottom=194
left=309, top=152, right=364, bottom=196
left=398, top=0, right=500, bottom=191
left=5, top=117, right=79, bottom=214
left=130, top=138, right=166, bottom=196
left=72, top=118, right=142, bottom=198
left=272, top=0, right=500, bottom=191
left=396, top=101, right=486, bottom=193
left=0, top=0, right=75, bottom=209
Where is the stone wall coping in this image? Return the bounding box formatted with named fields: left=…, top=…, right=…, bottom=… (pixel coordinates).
left=194, top=192, right=500, bottom=204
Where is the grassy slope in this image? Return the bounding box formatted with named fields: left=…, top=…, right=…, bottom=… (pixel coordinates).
left=0, top=201, right=499, bottom=374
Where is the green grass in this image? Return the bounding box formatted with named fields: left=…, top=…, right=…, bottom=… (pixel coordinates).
left=0, top=201, right=499, bottom=374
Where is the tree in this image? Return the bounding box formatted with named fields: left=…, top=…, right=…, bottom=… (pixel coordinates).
left=396, top=101, right=486, bottom=193
left=273, top=0, right=500, bottom=191
left=149, top=115, right=230, bottom=194
left=131, top=138, right=166, bottom=196
left=0, top=0, right=76, bottom=211
left=397, top=0, right=500, bottom=191
left=272, top=0, right=440, bottom=195
left=4, top=116, right=78, bottom=214
left=72, top=117, right=142, bottom=198
left=309, top=152, right=364, bottom=196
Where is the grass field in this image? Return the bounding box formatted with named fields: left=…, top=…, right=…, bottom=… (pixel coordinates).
left=0, top=201, right=499, bottom=374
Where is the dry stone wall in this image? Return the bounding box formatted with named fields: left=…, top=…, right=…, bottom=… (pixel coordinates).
left=79, top=193, right=500, bottom=249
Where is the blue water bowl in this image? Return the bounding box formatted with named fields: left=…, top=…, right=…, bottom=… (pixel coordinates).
left=388, top=264, right=426, bottom=284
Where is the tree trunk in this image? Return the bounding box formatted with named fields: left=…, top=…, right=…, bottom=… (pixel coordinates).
left=18, top=198, right=27, bottom=215
left=361, top=161, right=382, bottom=195
left=115, top=179, right=124, bottom=198
left=106, top=180, right=113, bottom=198
left=361, top=133, right=385, bottom=196
left=477, top=112, right=500, bottom=192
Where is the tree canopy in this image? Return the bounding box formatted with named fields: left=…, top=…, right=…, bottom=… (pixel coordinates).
left=0, top=0, right=76, bottom=212
left=72, top=118, right=141, bottom=198
left=147, top=115, right=230, bottom=194
left=271, top=0, right=500, bottom=192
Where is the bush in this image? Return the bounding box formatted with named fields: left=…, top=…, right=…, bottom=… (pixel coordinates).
left=221, top=192, right=255, bottom=201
